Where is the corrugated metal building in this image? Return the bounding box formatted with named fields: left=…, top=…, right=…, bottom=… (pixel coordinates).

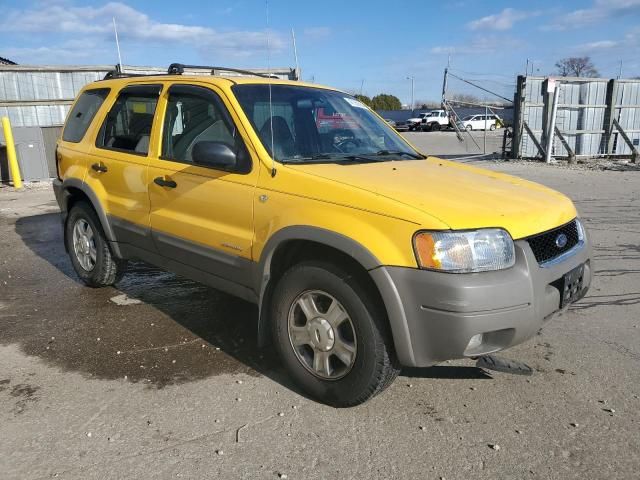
left=0, top=64, right=298, bottom=181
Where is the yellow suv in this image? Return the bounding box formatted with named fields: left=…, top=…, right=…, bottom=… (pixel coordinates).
left=54, top=64, right=592, bottom=406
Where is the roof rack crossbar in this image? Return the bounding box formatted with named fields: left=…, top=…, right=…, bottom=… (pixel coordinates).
left=103, top=65, right=170, bottom=80
left=167, top=63, right=273, bottom=78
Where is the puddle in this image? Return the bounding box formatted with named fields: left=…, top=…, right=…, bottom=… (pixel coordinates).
left=5, top=212, right=281, bottom=388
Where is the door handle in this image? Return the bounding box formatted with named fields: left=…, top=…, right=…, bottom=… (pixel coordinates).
left=153, top=176, right=177, bottom=188
left=91, top=162, right=108, bottom=173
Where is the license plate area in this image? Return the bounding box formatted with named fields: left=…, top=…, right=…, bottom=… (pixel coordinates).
left=559, top=264, right=585, bottom=308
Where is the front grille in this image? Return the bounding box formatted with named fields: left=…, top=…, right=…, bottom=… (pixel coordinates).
left=527, top=220, right=580, bottom=264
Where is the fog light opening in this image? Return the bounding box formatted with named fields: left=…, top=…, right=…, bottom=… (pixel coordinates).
left=467, top=333, right=483, bottom=351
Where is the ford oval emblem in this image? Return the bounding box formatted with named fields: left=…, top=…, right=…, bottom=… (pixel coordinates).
left=555, top=233, right=568, bottom=249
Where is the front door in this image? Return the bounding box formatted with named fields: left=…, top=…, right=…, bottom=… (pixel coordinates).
left=148, top=83, right=258, bottom=287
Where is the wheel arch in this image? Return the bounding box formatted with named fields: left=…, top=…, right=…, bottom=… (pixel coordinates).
left=59, top=178, right=122, bottom=258
left=255, top=226, right=414, bottom=365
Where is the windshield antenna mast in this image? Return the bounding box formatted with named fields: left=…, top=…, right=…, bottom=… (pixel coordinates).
left=266, top=0, right=276, bottom=177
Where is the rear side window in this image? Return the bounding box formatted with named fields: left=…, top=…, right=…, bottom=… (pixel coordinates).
left=96, top=85, right=161, bottom=155
left=62, top=89, right=110, bottom=143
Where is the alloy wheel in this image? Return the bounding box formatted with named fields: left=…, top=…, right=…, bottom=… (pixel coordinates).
left=72, top=218, right=97, bottom=271
left=287, top=290, right=357, bottom=380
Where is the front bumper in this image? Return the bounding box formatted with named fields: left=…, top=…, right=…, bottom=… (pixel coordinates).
left=371, top=237, right=592, bottom=367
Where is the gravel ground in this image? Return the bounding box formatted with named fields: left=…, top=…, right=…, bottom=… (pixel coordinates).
left=0, top=160, right=639, bottom=480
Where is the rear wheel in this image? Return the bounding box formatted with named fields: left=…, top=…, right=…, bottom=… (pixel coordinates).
left=65, top=201, right=125, bottom=287
left=466, top=124, right=473, bottom=131
left=431, top=122, right=441, bottom=131
left=271, top=261, right=400, bottom=407
left=490, top=124, right=497, bottom=131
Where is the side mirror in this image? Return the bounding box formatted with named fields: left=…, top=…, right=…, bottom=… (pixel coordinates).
left=192, top=141, right=237, bottom=169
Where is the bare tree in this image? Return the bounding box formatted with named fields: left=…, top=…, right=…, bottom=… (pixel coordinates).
left=555, top=57, right=600, bottom=78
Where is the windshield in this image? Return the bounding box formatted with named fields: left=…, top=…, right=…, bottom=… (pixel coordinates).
left=462, top=115, right=474, bottom=121
left=232, top=84, right=423, bottom=164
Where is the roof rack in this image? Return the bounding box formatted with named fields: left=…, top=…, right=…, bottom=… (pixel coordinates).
left=101, top=63, right=286, bottom=81
left=102, top=64, right=167, bottom=80
left=167, top=63, right=275, bottom=79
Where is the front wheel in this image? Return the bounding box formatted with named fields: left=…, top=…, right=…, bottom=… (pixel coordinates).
left=65, top=201, right=126, bottom=287
left=271, top=261, right=400, bottom=407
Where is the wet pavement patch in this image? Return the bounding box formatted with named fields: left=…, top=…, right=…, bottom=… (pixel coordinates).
left=2, top=211, right=282, bottom=388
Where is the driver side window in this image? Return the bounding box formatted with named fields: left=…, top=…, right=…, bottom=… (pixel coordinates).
left=162, top=85, right=237, bottom=164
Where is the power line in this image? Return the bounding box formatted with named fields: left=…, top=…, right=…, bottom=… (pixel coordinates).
left=447, top=71, right=513, bottom=103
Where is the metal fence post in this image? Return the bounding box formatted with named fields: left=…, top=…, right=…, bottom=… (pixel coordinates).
left=605, top=79, right=618, bottom=155
left=545, top=81, right=560, bottom=163
left=511, top=76, right=525, bottom=159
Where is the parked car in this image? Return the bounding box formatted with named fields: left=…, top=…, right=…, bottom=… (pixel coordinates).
left=405, top=112, right=429, bottom=131
left=54, top=65, right=592, bottom=407
left=385, top=118, right=409, bottom=132
left=457, top=114, right=502, bottom=131
left=420, top=109, right=451, bottom=131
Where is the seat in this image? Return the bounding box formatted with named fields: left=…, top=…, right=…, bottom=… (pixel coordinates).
left=259, top=116, right=295, bottom=159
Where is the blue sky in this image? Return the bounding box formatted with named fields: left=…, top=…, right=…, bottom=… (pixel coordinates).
left=1, top=0, right=640, bottom=103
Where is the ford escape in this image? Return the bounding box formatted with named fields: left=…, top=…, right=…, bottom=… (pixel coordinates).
left=53, top=64, right=592, bottom=406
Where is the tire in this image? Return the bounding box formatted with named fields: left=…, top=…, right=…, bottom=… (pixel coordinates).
left=65, top=201, right=126, bottom=287
left=271, top=261, right=400, bottom=407
left=431, top=123, right=441, bottom=131
left=466, top=124, right=473, bottom=131
left=490, top=124, right=496, bottom=131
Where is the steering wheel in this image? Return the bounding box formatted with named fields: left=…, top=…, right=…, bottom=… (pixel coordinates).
left=332, top=129, right=362, bottom=153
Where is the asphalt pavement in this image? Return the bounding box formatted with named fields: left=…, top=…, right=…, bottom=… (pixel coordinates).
left=1, top=159, right=639, bottom=479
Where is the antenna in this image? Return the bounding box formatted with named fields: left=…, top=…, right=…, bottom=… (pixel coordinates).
left=113, top=17, right=123, bottom=73
left=291, top=28, right=300, bottom=80
left=266, top=0, right=276, bottom=177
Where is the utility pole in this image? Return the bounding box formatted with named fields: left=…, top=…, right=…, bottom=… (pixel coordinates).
left=406, top=76, right=415, bottom=112
left=526, top=58, right=529, bottom=76
left=441, top=67, right=448, bottom=105
left=360, top=79, right=364, bottom=96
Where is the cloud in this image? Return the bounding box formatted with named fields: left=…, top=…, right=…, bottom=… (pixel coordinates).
left=302, top=27, right=331, bottom=39
left=430, top=35, right=524, bottom=55
left=546, top=0, right=640, bottom=30
left=467, top=8, right=535, bottom=31
left=576, top=40, right=620, bottom=51
left=0, top=2, right=284, bottom=58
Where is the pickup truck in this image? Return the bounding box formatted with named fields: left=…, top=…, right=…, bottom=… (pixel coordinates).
left=420, top=109, right=450, bottom=131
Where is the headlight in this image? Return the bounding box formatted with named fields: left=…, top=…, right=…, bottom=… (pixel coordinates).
left=413, top=229, right=515, bottom=273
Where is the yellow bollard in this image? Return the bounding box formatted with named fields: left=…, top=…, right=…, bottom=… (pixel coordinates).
left=1, top=116, right=22, bottom=189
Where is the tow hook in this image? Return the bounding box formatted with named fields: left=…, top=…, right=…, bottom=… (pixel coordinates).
left=475, top=354, right=534, bottom=376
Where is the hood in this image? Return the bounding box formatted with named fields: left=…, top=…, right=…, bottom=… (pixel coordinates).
left=288, top=158, right=577, bottom=239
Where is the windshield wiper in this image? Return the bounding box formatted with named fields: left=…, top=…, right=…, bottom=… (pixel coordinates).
left=282, top=154, right=384, bottom=164
left=375, top=150, right=426, bottom=159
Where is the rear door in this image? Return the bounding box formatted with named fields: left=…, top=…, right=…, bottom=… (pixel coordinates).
left=147, top=83, right=258, bottom=287
left=84, top=84, right=162, bottom=251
